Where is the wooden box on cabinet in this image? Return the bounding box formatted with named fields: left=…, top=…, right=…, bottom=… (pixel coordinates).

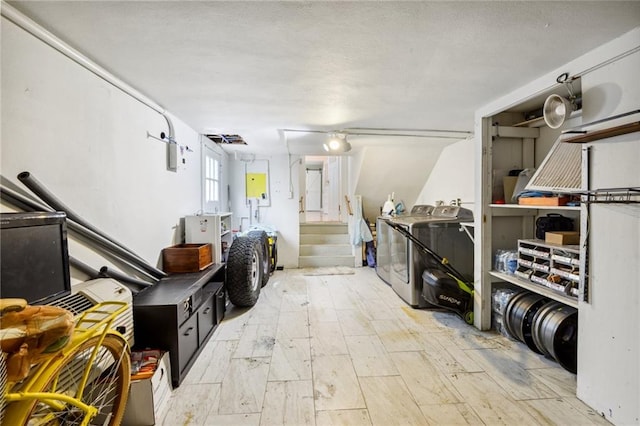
left=162, top=243, right=213, bottom=273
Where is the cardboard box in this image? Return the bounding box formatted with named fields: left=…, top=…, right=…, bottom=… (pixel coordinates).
left=519, top=196, right=569, bottom=206
left=162, top=243, right=213, bottom=273
left=123, top=352, right=172, bottom=426
left=503, top=176, right=518, bottom=203
left=545, top=231, right=580, bottom=245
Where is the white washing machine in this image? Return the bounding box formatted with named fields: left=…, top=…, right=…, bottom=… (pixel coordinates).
left=377, top=205, right=473, bottom=307
left=376, top=205, right=434, bottom=288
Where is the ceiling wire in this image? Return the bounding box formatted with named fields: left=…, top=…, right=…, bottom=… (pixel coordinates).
left=343, top=131, right=469, bottom=140
left=344, top=127, right=473, bottom=135
left=281, top=127, right=473, bottom=139
left=572, top=45, right=640, bottom=80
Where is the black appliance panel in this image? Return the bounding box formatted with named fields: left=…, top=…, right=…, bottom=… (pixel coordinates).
left=0, top=212, right=71, bottom=305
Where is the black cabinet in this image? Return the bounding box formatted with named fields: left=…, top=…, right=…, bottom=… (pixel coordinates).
left=197, top=290, right=216, bottom=345
left=132, top=264, right=226, bottom=387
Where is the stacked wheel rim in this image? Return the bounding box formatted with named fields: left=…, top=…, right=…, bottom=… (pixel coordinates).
left=531, top=301, right=578, bottom=373
left=504, top=291, right=548, bottom=354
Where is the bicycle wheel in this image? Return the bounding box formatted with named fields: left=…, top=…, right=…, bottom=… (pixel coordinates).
left=23, top=333, right=130, bottom=425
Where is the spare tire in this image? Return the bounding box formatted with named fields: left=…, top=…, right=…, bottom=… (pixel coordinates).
left=226, top=236, right=263, bottom=307
left=247, top=230, right=270, bottom=287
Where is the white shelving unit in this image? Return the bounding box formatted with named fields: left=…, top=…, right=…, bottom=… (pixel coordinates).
left=492, top=238, right=581, bottom=309
left=480, top=204, right=584, bottom=314
left=185, top=213, right=233, bottom=264
left=475, top=91, right=586, bottom=331
left=218, top=213, right=233, bottom=263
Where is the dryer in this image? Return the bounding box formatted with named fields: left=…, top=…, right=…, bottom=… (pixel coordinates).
left=377, top=205, right=473, bottom=307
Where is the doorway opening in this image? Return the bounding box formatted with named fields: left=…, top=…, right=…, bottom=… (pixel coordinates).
left=301, top=156, right=346, bottom=224
left=305, top=167, right=322, bottom=212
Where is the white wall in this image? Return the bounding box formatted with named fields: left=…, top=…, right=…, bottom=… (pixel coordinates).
left=576, top=46, right=640, bottom=425
left=415, top=137, right=475, bottom=207
left=353, top=143, right=450, bottom=220
left=229, top=155, right=301, bottom=268
left=1, top=17, right=202, bottom=283
left=347, top=148, right=366, bottom=198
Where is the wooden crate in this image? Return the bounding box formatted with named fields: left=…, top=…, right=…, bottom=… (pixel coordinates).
left=162, top=243, right=213, bottom=273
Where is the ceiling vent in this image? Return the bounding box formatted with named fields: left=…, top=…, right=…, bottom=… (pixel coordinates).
left=206, top=134, right=247, bottom=145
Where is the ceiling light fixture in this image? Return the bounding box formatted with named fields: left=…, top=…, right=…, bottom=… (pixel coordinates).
left=323, top=133, right=351, bottom=153
left=543, top=73, right=580, bottom=129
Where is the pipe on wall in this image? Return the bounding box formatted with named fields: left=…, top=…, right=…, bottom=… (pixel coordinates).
left=17, top=171, right=166, bottom=279
left=68, top=256, right=150, bottom=295
left=1, top=185, right=162, bottom=283
left=0, top=2, right=177, bottom=143
left=68, top=255, right=101, bottom=280
left=99, top=266, right=153, bottom=289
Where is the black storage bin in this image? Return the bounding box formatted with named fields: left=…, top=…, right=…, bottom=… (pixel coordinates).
left=535, top=214, right=573, bottom=239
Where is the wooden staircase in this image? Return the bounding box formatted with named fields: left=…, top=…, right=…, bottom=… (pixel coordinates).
left=299, top=222, right=355, bottom=267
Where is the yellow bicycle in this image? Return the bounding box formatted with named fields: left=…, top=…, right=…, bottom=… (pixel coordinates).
left=1, top=301, right=131, bottom=425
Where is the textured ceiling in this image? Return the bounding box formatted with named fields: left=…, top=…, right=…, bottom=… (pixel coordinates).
left=6, top=1, right=640, bottom=155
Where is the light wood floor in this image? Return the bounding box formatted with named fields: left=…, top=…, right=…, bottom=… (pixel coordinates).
left=159, top=267, right=609, bottom=425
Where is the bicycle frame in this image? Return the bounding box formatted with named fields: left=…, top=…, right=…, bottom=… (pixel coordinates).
left=3, top=301, right=129, bottom=425
left=5, top=391, right=99, bottom=426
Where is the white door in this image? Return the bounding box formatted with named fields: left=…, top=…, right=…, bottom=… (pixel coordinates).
left=305, top=169, right=322, bottom=211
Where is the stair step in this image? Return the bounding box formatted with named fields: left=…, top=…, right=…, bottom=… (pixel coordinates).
left=300, top=244, right=352, bottom=256
left=299, top=255, right=355, bottom=268
left=300, top=234, right=350, bottom=245
left=298, top=222, right=352, bottom=268
left=300, top=223, right=348, bottom=234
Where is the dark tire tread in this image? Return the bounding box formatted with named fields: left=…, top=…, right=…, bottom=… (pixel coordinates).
left=226, top=236, right=262, bottom=307
left=247, top=230, right=271, bottom=287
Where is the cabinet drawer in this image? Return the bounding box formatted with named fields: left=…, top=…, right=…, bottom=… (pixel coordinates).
left=198, top=293, right=216, bottom=345
left=177, top=314, right=198, bottom=375
left=215, top=287, right=226, bottom=324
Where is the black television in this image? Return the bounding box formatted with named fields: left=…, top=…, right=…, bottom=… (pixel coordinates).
left=1, top=211, right=72, bottom=305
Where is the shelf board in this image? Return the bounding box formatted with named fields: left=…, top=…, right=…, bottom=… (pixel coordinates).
left=491, top=203, right=580, bottom=211
left=563, top=121, right=640, bottom=144
left=519, top=238, right=580, bottom=252
left=489, top=270, right=578, bottom=308
left=513, top=116, right=545, bottom=128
